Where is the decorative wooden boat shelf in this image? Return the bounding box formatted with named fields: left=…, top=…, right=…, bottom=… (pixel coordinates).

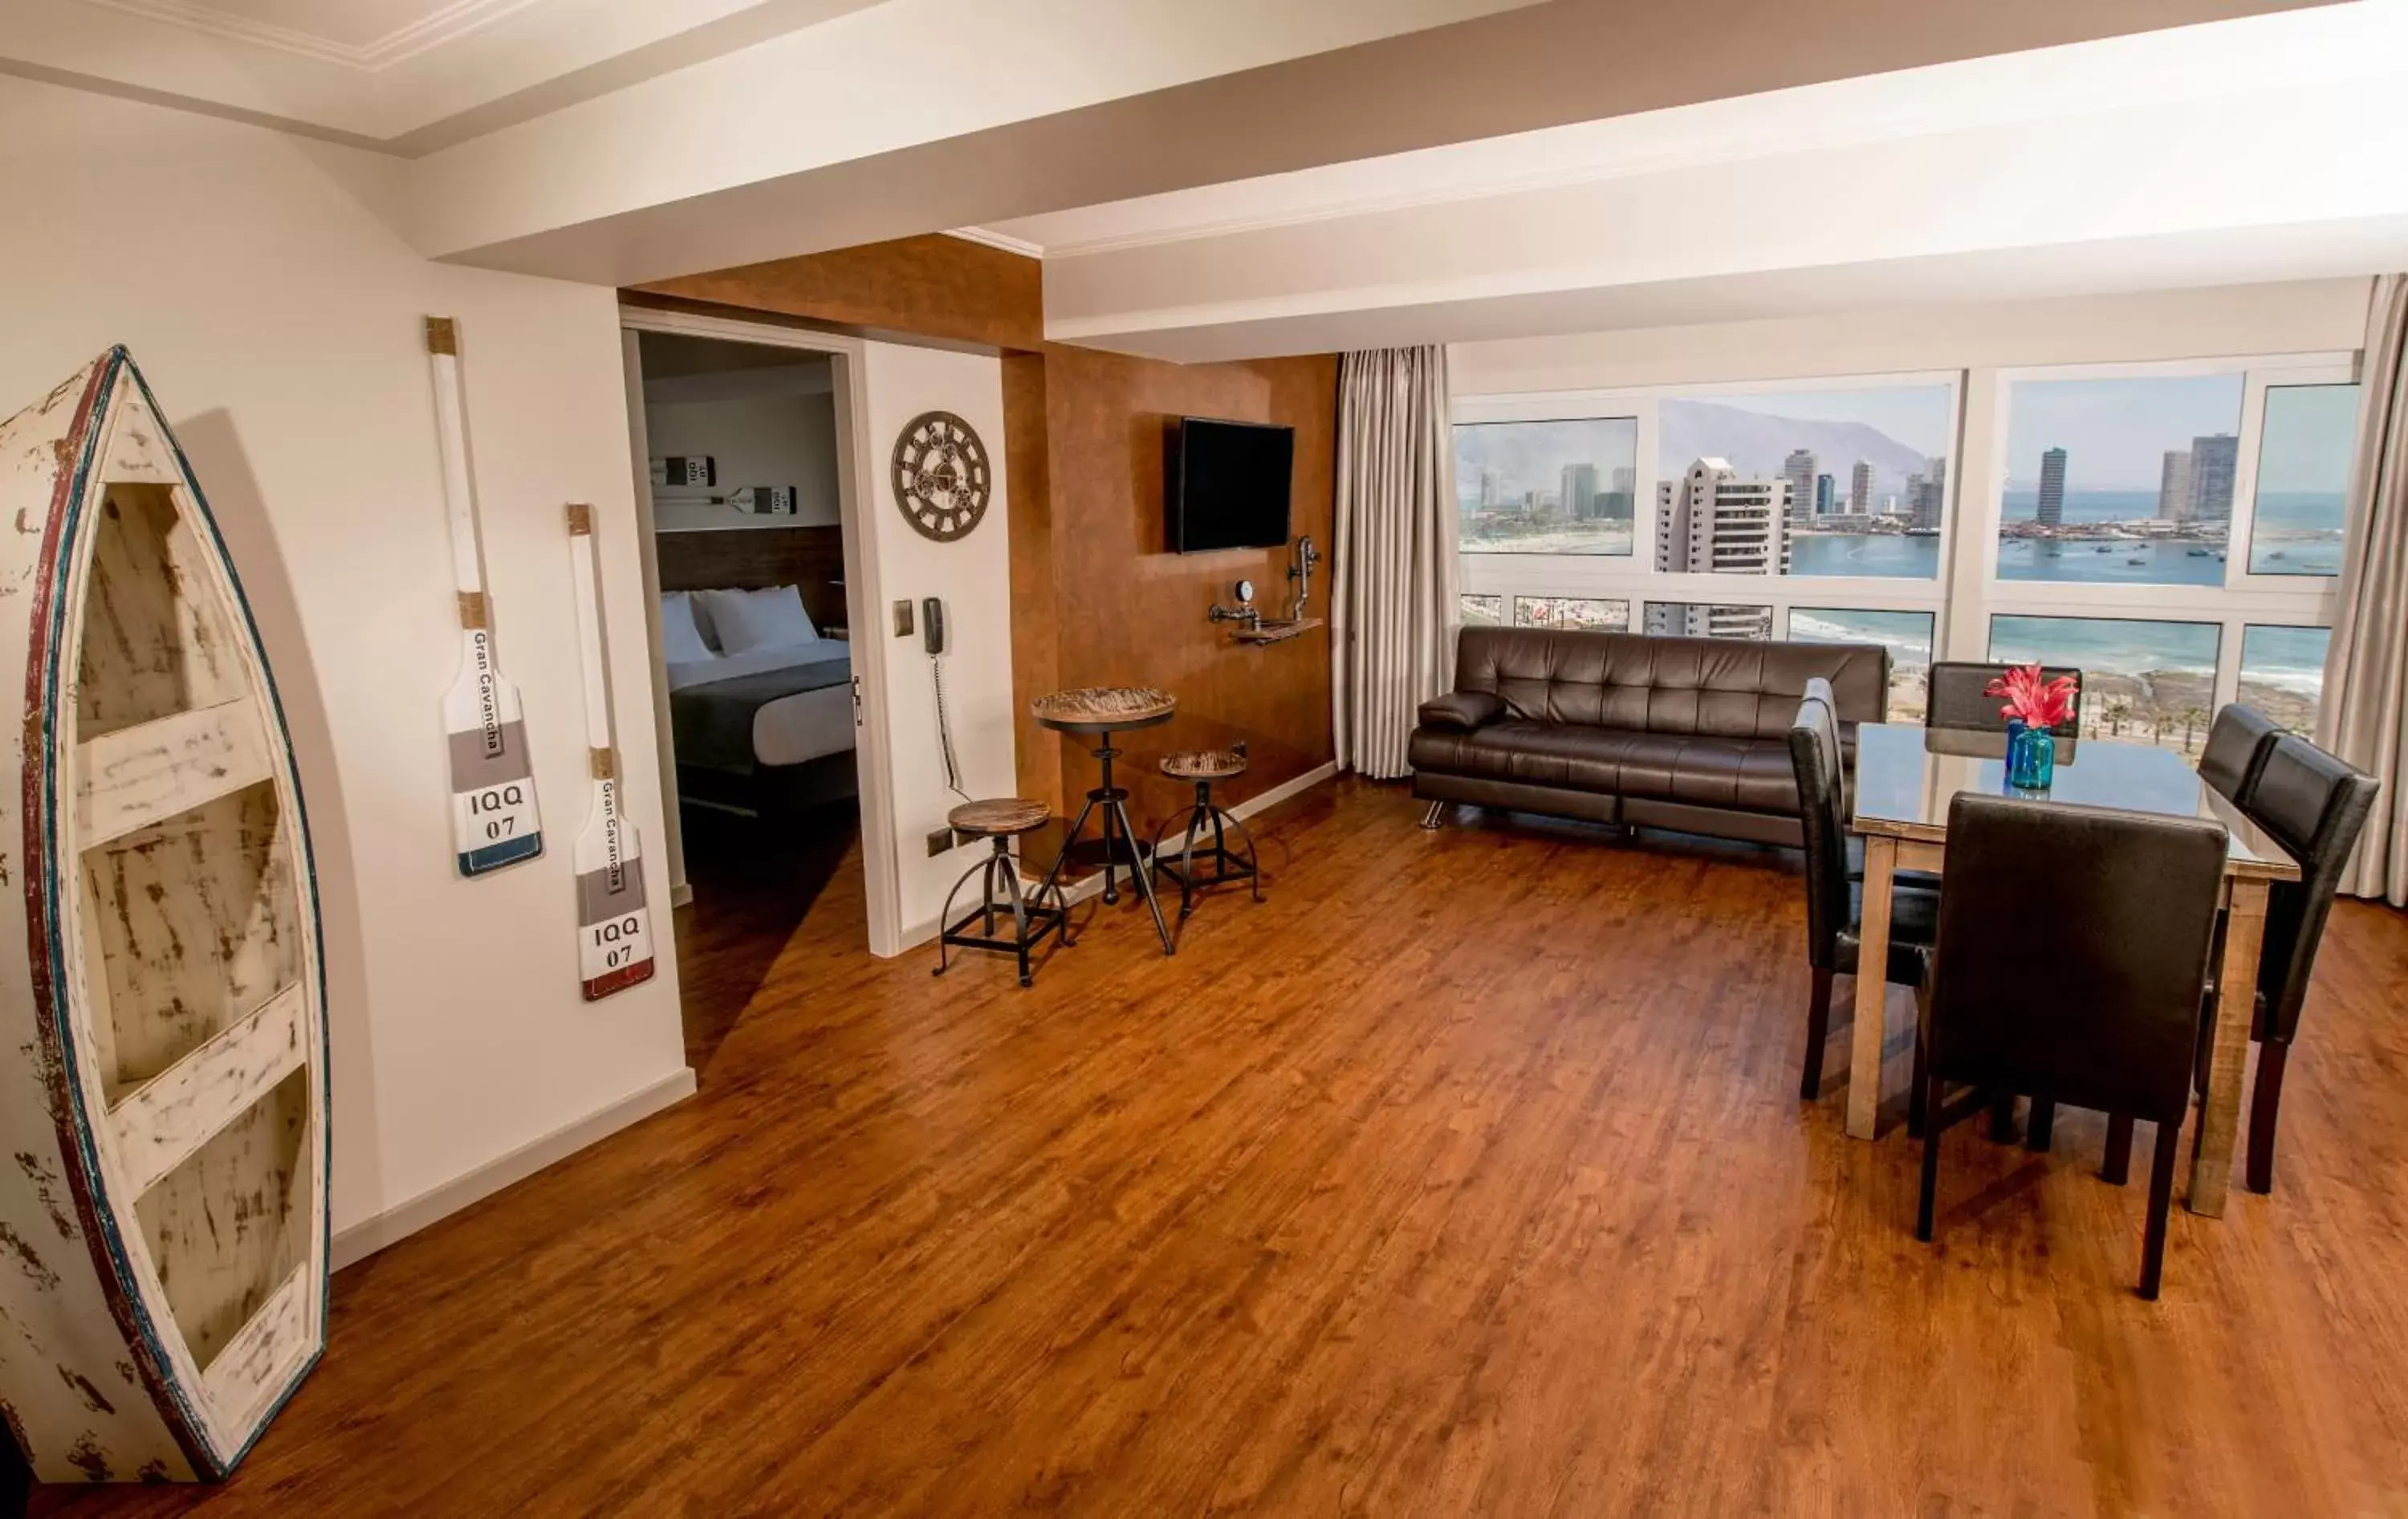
left=0, top=349, right=328, bottom=1484
left=1230, top=617, right=1323, bottom=645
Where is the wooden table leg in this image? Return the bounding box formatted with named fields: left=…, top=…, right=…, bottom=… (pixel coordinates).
left=1845, top=834, right=1898, bottom=1140
left=2189, top=876, right=2268, bottom=1216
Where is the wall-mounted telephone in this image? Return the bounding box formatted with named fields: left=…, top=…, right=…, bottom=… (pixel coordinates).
left=923, top=596, right=965, bottom=798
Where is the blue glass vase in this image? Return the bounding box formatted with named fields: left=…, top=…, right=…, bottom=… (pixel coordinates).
left=2006, top=718, right=2056, bottom=790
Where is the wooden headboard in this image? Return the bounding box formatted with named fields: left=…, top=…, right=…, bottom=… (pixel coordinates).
left=655, top=526, right=848, bottom=630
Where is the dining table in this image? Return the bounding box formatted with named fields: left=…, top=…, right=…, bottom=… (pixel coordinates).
left=1845, top=722, right=2300, bottom=1217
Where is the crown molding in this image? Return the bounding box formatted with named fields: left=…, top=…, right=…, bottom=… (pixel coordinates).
left=943, top=226, right=1045, bottom=261
left=70, top=0, right=551, bottom=71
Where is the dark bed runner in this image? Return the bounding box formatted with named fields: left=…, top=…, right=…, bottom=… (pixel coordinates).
left=670, top=650, right=852, bottom=774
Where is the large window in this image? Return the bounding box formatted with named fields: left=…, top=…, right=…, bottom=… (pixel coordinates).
left=1461, top=593, right=1504, bottom=626
left=1457, top=417, right=1637, bottom=556
left=1659, top=385, right=1953, bottom=580
left=2249, top=385, right=2357, bottom=576
left=1645, top=602, right=1772, bottom=641
left=1454, top=353, right=2351, bottom=769
left=1788, top=608, right=1934, bottom=722
left=1996, top=373, right=2244, bottom=586
left=2238, top=624, right=2332, bottom=735
left=1515, top=596, right=1629, bottom=631
left=1990, top=615, right=2221, bottom=755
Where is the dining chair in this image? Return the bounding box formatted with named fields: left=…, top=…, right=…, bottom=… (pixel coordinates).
left=2196, top=702, right=2284, bottom=804
left=1914, top=794, right=2227, bottom=1299
left=2227, top=733, right=2378, bottom=1194
left=1926, top=662, right=2085, bottom=734
left=1787, top=686, right=1936, bottom=1103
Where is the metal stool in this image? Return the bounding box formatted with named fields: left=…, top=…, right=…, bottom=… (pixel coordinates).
left=934, top=798, right=1068, bottom=987
left=1151, top=743, right=1262, bottom=919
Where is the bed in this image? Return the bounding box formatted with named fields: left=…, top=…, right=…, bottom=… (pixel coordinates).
left=657, top=524, right=859, bottom=816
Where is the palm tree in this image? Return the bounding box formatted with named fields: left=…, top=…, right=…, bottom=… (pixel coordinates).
left=2104, top=698, right=2133, bottom=736
left=2179, top=707, right=2209, bottom=750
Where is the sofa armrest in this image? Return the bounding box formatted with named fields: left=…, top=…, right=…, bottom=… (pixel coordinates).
left=1418, top=690, right=1503, bottom=732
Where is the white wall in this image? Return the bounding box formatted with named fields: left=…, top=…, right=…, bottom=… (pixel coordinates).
left=852, top=342, right=1019, bottom=941
left=644, top=390, right=842, bottom=531
left=0, top=75, right=691, bottom=1250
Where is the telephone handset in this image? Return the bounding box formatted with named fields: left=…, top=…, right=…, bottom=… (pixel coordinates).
left=923, top=596, right=965, bottom=798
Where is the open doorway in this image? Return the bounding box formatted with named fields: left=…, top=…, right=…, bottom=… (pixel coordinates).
left=620, top=318, right=884, bottom=1067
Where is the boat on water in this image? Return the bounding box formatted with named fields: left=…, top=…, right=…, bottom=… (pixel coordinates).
left=2126, top=556, right=2148, bottom=566
left=2186, top=548, right=2212, bottom=557
left=0, top=349, right=328, bottom=1483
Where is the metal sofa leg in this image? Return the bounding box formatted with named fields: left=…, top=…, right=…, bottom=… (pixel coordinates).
left=1419, top=799, right=1446, bottom=830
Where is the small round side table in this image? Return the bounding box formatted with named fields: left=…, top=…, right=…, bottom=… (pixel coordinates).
left=1031, top=686, right=1178, bottom=955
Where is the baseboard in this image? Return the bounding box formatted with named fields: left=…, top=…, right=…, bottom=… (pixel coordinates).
left=329, top=1065, right=698, bottom=1271
left=896, top=761, right=1340, bottom=950
left=1230, top=761, right=1339, bottom=822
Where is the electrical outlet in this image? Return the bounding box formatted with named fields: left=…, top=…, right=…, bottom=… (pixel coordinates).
left=925, top=826, right=955, bottom=857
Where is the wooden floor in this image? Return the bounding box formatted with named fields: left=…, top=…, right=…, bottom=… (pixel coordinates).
left=30, top=780, right=2408, bottom=1517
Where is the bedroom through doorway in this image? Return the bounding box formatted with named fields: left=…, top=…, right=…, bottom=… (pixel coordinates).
left=624, top=324, right=870, bottom=1069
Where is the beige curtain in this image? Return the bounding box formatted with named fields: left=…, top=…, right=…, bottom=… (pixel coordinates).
left=1331, top=347, right=1458, bottom=780
left=2321, top=274, right=2408, bottom=905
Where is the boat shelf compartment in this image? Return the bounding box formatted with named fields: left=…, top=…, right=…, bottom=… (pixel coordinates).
left=77, top=776, right=303, bottom=1102
left=76, top=482, right=249, bottom=742
left=132, top=1063, right=311, bottom=1376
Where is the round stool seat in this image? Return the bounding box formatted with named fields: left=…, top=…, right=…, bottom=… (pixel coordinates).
left=1161, top=747, right=1248, bottom=782
left=948, top=797, right=1049, bottom=837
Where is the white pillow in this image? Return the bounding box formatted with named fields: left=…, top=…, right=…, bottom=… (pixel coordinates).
left=659, top=592, right=715, bottom=663
left=698, top=584, right=818, bottom=655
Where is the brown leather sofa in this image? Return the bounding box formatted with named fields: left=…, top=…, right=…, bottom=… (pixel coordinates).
left=1409, top=626, right=1889, bottom=846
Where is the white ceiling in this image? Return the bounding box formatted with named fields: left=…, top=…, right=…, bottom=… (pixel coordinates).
left=82, top=0, right=515, bottom=59
left=6, top=0, right=893, bottom=146
left=981, top=2, right=2408, bottom=360
left=8, top=0, right=2398, bottom=364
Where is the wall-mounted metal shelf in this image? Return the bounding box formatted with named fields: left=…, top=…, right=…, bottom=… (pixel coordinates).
left=1230, top=617, right=1323, bottom=645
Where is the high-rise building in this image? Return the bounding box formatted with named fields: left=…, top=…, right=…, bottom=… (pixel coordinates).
left=2036, top=447, right=2068, bottom=527
left=1479, top=467, right=1501, bottom=511
left=1815, top=474, right=1835, bottom=515
left=1849, top=459, right=1874, bottom=514
left=1656, top=458, right=1790, bottom=637
left=1906, top=457, right=1946, bottom=531
left=2157, top=449, right=2194, bottom=522
left=2188, top=434, right=2239, bottom=523
left=1782, top=449, right=1818, bottom=524
left=1560, top=462, right=1600, bottom=521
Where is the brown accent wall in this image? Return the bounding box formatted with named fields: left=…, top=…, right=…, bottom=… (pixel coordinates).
left=640, top=234, right=1338, bottom=828
left=640, top=234, right=1043, bottom=351
left=1031, top=348, right=1336, bottom=822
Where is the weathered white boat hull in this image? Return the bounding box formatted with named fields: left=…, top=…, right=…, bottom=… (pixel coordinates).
left=0, top=350, right=329, bottom=1482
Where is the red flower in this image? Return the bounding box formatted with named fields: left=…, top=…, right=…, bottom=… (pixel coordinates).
left=1985, top=663, right=2078, bottom=730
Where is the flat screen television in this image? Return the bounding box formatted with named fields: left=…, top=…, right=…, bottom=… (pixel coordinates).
left=1166, top=417, right=1294, bottom=552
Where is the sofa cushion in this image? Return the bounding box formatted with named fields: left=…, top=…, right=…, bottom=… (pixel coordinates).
left=1455, top=626, right=1888, bottom=736
left=1418, top=690, right=1503, bottom=732
left=1406, top=722, right=1804, bottom=817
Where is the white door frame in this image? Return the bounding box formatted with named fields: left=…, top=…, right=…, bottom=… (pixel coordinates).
left=617, top=304, right=904, bottom=957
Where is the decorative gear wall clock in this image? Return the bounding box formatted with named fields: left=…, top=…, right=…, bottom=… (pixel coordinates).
left=891, top=410, right=991, bottom=542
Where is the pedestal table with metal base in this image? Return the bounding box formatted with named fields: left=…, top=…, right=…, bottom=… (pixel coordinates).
left=1031, top=686, right=1178, bottom=955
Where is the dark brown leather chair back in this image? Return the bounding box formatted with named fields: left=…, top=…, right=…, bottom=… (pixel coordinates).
left=1927, top=662, right=2085, bottom=734
left=2245, top=734, right=2379, bottom=1043
left=1787, top=683, right=1847, bottom=972
left=1453, top=626, right=1887, bottom=738
left=1926, top=795, right=2226, bottom=1122
left=2198, top=703, right=2284, bottom=804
